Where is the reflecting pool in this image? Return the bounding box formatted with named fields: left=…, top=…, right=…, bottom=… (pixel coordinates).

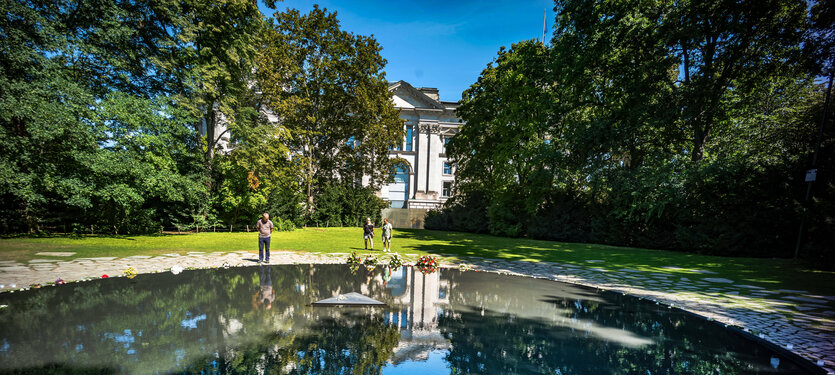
left=0, top=264, right=817, bottom=374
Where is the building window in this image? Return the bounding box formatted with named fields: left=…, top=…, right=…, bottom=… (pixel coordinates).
left=443, top=137, right=450, bottom=153
left=389, top=165, right=410, bottom=208
left=405, top=125, right=413, bottom=151
left=442, top=181, right=451, bottom=197
left=443, top=162, right=452, bottom=175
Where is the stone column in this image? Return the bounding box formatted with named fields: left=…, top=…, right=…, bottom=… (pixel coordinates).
left=425, top=126, right=431, bottom=191
left=419, top=123, right=440, bottom=196
left=417, top=123, right=432, bottom=193
left=413, top=121, right=420, bottom=198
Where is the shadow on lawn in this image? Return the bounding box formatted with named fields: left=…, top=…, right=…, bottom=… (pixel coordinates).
left=394, top=229, right=835, bottom=296
left=0, top=233, right=141, bottom=241
left=393, top=230, right=835, bottom=322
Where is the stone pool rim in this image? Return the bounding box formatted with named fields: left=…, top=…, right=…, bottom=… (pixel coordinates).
left=478, top=269, right=829, bottom=375
left=0, top=261, right=830, bottom=374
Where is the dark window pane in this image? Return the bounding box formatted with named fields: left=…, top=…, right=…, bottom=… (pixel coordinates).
left=405, top=125, right=413, bottom=151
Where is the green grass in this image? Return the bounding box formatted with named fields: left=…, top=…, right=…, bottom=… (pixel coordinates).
left=1, top=228, right=833, bottom=295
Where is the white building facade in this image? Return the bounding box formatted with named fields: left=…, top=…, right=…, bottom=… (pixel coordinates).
left=207, top=80, right=461, bottom=217
left=377, top=81, right=461, bottom=210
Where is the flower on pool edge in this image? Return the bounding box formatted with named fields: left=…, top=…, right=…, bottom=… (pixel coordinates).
left=363, top=255, right=378, bottom=271
left=123, top=267, right=138, bottom=279
left=55, top=278, right=65, bottom=285
left=346, top=252, right=362, bottom=265
left=414, top=255, right=439, bottom=274
left=388, top=253, right=403, bottom=270
left=170, top=265, right=184, bottom=275
left=101, top=274, right=109, bottom=278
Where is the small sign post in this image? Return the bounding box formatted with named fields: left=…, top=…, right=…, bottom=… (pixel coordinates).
left=805, top=169, right=817, bottom=182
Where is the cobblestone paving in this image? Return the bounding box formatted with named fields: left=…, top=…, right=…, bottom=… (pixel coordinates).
left=1, top=251, right=833, bottom=373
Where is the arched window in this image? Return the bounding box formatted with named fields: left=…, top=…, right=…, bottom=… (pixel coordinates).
left=388, top=164, right=410, bottom=208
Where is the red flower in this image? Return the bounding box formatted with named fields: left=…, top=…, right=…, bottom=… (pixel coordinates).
left=101, top=274, right=109, bottom=278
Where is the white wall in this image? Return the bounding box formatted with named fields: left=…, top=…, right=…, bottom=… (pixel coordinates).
left=378, top=82, right=461, bottom=209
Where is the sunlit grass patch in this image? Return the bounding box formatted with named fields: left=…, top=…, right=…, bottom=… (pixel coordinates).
left=1, top=227, right=833, bottom=297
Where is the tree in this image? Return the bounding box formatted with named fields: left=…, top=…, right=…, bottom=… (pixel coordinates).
left=664, top=0, right=809, bottom=161
left=0, top=0, right=209, bottom=233
left=452, top=40, right=557, bottom=236
left=257, top=6, right=404, bottom=216
left=159, top=0, right=266, bottom=208
left=804, top=0, right=835, bottom=77
left=434, top=0, right=832, bottom=262
left=551, top=0, right=682, bottom=171
left=0, top=0, right=267, bottom=233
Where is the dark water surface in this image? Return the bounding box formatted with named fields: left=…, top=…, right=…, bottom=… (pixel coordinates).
left=0, top=264, right=816, bottom=374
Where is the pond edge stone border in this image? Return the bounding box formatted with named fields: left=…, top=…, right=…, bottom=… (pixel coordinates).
left=0, top=251, right=832, bottom=374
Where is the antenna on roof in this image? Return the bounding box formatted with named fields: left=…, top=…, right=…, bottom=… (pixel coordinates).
left=542, top=8, right=547, bottom=43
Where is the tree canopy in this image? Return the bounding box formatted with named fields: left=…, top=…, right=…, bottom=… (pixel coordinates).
left=257, top=6, right=403, bottom=215
left=430, top=0, right=834, bottom=265
left=0, top=0, right=398, bottom=233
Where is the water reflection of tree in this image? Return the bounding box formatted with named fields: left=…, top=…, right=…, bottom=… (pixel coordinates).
left=438, top=280, right=806, bottom=375
left=0, top=266, right=808, bottom=374
left=180, top=314, right=399, bottom=374
left=0, top=265, right=399, bottom=373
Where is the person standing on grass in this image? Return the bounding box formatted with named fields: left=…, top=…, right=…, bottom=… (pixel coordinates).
left=382, top=218, right=393, bottom=252
left=257, top=213, right=273, bottom=263
left=363, top=218, right=374, bottom=250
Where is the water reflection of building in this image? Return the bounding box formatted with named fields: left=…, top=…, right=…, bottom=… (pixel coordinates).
left=384, top=267, right=451, bottom=364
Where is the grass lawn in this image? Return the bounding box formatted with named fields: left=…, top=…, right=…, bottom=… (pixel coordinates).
left=1, top=227, right=832, bottom=295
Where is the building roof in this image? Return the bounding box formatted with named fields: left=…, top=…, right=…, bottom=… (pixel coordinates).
left=388, top=80, right=458, bottom=110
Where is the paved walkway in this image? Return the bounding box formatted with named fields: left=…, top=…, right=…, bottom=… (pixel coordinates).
left=1, top=251, right=833, bottom=373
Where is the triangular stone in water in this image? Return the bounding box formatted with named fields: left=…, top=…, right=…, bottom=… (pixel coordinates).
left=312, top=292, right=386, bottom=306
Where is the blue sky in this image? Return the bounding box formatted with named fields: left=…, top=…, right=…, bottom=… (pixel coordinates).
left=258, top=1, right=555, bottom=102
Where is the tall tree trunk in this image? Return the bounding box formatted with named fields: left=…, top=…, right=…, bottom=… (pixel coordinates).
left=203, top=100, right=217, bottom=200
left=23, top=202, right=36, bottom=234
left=681, top=43, right=690, bottom=84
left=691, top=119, right=712, bottom=161
left=206, top=103, right=216, bottom=162
left=692, top=125, right=704, bottom=161
left=305, top=137, right=315, bottom=218
left=307, top=152, right=314, bottom=213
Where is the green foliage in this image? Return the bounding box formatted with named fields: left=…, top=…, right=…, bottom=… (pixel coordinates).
left=425, top=190, right=490, bottom=234
left=0, top=0, right=209, bottom=234
left=271, top=217, right=296, bottom=232
left=310, top=182, right=387, bottom=227
left=437, top=0, right=834, bottom=264
left=0, top=0, right=392, bottom=233
left=257, top=5, right=404, bottom=214
left=804, top=0, right=835, bottom=75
